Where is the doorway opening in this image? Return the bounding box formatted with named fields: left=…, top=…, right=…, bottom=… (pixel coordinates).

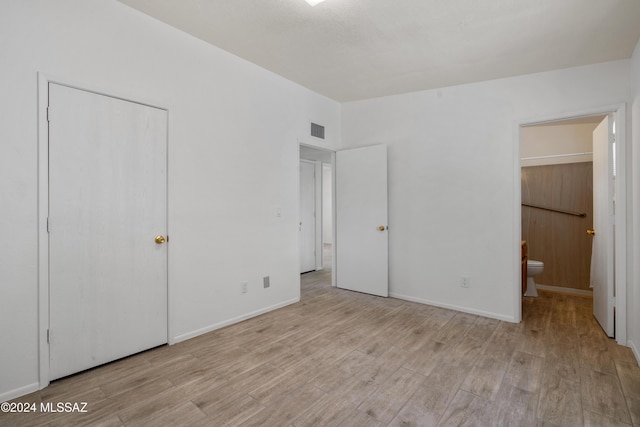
left=299, top=144, right=334, bottom=286
left=517, top=105, right=627, bottom=345
left=298, top=143, right=390, bottom=298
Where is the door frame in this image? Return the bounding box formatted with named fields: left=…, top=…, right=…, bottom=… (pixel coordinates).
left=299, top=158, right=319, bottom=273
left=298, top=143, right=336, bottom=287
left=37, top=73, right=171, bottom=389
left=514, top=103, right=627, bottom=345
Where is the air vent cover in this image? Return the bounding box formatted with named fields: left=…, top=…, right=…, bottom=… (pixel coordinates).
left=311, top=122, right=325, bottom=139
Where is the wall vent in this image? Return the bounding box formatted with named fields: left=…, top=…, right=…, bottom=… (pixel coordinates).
left=311, top=122, right=325, bottom=139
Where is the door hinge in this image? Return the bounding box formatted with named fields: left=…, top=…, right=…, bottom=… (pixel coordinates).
left=46, top=217, right=50, bottom=233
left=47, top=329, right=50, bottom=344
left=46, top=107, right=51, bottom=122
left=610, top=296, right=616, bottom=307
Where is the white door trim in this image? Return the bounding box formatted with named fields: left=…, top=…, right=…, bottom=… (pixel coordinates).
left=299, top=158, right=318, bottom=273
left=514, top=103, right=627, bottom=345
left=313, top=160, right=323, bottom=269
left=37, top=73, right=171, bottom=390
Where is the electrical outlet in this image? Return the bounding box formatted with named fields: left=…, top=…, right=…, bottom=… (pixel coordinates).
left=263, top=276, right=270, bottom=288
left=241, top=282, right=248, bottom=293
left=460, top=276, right=470, bottom=288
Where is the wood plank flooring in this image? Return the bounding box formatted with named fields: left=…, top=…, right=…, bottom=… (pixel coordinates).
left=2, top=268, right=639, bottom=426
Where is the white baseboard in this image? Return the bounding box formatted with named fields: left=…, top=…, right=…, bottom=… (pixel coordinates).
left=389, top=292, right=517, bottom=323
left=628, top=339, right=640, bottom=365
left=0, top=382, right=39, bottom=403
left=172, top=297, right=300, bottom=343
left=536, top=284, right=593, bottom=296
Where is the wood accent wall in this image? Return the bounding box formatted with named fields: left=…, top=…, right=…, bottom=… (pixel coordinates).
left=521, top=162, right=593, bottom=291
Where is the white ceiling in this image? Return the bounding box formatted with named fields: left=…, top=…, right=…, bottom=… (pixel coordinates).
left=119, top=0, right=640, bottom=102
left=526, top=114, right=607, bottom=128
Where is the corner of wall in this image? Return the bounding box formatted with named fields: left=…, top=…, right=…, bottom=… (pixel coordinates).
left=629, top=36, right=640, bottom=361
left=628, top=339, right=640, bottom=365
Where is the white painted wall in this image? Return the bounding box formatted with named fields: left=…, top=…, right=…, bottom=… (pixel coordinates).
left=521, top=122, right=598, bottom=167
left=0, top=0, right=340, bottom=400
left=342, top=61, right=631, bottom=323
left=629, top=39, right=640, bottom=361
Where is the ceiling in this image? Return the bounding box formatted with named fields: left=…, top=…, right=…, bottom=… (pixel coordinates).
left=118, top=0, right=640, bottom=102
left=526, top=114, right=607, bottom=127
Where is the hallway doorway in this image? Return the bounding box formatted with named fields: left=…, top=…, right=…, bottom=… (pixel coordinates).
left=299, top=144, right=334, bottom=282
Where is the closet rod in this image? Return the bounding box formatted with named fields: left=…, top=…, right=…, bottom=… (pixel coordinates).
left=522, top=203, right=586, bottom=218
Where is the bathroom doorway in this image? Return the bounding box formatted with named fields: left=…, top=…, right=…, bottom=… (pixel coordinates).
left=521, top=115, right=603, bottom=295
left=518, top=106, right=627, bottom=344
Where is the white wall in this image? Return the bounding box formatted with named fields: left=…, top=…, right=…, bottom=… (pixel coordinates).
left=0, top=0, right=340, bottom=400
left=629, top=39, right=640, bottom=361
left=342, top=61, right=631, bottom=322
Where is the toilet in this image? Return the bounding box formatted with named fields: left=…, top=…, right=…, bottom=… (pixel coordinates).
left=525, top=260, right=544, bottom=297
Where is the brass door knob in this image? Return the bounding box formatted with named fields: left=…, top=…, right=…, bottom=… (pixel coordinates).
left=378, top=226, right=386, bottom=231
left=155, top=235, right=166, bottom=244
left=587, top=229, right=596, bottom=236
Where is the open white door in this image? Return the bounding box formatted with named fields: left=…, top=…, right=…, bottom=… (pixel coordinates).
left=591, top=115, right=615, bottom=337
left=48, top=84, right=168, bottom=379
left=336, top=144, right=388, bottom=297
left=300, top=160, right=317, bottom=273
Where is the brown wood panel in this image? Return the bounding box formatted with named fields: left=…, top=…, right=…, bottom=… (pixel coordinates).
left=521, top=162, right=593, bottom=291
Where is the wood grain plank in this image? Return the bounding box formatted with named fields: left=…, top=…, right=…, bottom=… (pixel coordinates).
left=356, top=367, right=425, bottom=423
left=403, top=338, right=452, bottom=377
left=437, top=389, right=497, bottom=427
left=4, top=268, right=640, bottom=427
left=309, top=350, right=376, bottom=393
left=239, top=383, right=325, bottom=427
left=431, top=312, right=478, bottom=345
left=293, top=378, right=374, bottom=426
left=501, top=351, right=544, bottom=393
left=579, top=324, right=616, bottom=374
left=125, top=401, right=207, bottom=427
left=537, top=362, right=582, bottom=425
left=492, top=384, right=538, bottom=427
left=614, top=360, right=640, bottom=426
left=580, top=366, right=631, bottom=424
left=583, top=410, right=632, bottom=427
left=205, top=394, right=265, bottom=427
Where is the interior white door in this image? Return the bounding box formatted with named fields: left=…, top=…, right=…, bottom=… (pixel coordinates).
left=336, top=144, right=388, bottom=297
left=300, top=160, right=316, bottom=273
left=591, top=115, right=615, bottom=337
left=48, top=83, right=168, bottom=380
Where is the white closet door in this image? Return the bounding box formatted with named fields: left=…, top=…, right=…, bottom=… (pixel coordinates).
left=48, top=84, right=168, bottom=380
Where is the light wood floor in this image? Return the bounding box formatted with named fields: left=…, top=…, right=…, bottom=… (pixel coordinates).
left=2, top=268, right=639, bottom=426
